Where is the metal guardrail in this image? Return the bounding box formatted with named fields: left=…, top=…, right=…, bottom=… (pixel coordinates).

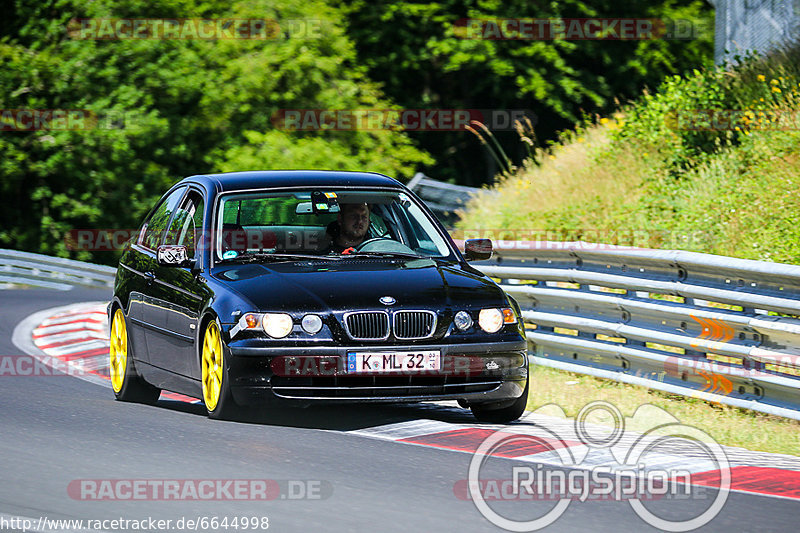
left=5, top=243, right=799, bottom=419
left=0, top=249, right=116, bottom=290
left=407, top=172, right=482, bottom=225
left=472, top=241, right=800, bottom=420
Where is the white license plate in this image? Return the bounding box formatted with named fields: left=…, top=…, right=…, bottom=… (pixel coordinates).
left=346, top=350, right=441, bottom=373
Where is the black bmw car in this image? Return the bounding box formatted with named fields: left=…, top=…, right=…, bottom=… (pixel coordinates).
left=109, top=171, right=529, bottom=422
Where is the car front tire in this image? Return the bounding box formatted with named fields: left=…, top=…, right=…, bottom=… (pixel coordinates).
left=201, top=317, right=238, bottom=420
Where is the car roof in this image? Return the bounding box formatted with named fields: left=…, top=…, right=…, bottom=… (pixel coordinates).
left=179, top=170, right=405, bottom=192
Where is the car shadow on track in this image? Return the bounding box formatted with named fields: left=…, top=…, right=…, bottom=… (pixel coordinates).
left=155, top=398, right=484, bottom=431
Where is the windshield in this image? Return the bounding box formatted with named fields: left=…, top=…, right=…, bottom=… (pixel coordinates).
left=214, top=189, right=455, bottom=262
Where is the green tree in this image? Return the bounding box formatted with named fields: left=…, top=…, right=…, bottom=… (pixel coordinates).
left=0, top=0, right=431, bottom=263
left=334, top=0, right=713, bottom=184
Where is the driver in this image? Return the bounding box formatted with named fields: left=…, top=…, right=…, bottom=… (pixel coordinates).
left=330, top=202, right=370, bottom=253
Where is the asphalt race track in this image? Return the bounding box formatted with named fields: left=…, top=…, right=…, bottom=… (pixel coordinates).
left=1, top=287, right=799, bottom=532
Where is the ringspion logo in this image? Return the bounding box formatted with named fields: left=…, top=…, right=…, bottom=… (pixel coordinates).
left=463, top=401, right=730, bottom=531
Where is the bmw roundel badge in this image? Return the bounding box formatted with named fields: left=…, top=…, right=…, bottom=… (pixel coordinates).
left=379, top=296, right=396, bottom=306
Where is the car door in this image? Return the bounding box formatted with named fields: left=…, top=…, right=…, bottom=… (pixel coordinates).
left=126, top=185, right=187, bottom=366
left=146, top=188, right=211, bottom=378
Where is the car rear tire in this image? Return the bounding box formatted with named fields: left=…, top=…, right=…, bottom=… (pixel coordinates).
left=470, top=376, right=529, bottom=424
left=109, top=308, right=161, bottom=404
left=201, top=317, right=238, bottom=420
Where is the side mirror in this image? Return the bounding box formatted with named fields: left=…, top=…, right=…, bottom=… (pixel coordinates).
left=464, top=238, right=492, bottom=261
left=157, top=244, right=191, bottom=267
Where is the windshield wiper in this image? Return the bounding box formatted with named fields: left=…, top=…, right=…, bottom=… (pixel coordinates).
left=222, top=252, right=339, bottom=263
left=342, top=251, right=423, bottom=259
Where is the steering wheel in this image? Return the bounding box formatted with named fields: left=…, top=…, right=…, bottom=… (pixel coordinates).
left=355, top=236, right=418, bottom=255
left=356, top=237, right=390, bottom=250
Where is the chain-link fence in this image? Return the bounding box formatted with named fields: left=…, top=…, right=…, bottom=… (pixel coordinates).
left=712, top=0, right=800, bottom=64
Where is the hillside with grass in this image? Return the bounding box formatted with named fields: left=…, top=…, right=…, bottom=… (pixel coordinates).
left=457, top=44, right=800, bottom=264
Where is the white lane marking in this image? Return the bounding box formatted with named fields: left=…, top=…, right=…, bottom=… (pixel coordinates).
left=70, top=354, right=111, bottom=373
left=39, top=339, right=109, bottom=356
left=32, top=330, right=107, bottom=345
left=349, top=411, right=799, bottom=478
left=14, top=302, right=202, bottom=406
left=39, top=313, right=105, bottom=327
left=15, top=303, right=800, bottom=481
left=12, top=302, right=112, bottom=390
left=349, top=419, right=474, bottom=440
left=34, top=321, right=106, bottom=336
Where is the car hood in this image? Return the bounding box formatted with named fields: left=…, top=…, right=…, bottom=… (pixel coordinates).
left=212, top=257, right=506, bottom=312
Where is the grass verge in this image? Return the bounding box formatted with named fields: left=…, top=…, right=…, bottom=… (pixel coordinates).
left=458, top=44, right=800, bottom=261
left=525, top=364, right=800, bottom=456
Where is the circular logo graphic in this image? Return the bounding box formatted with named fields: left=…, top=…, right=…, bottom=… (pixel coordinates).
left=379, top=296, right=396, bottom=305
left=466, top=401, right=731, bottom=532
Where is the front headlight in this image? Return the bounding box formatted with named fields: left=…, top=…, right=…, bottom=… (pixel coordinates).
left=262, top=313, right=294, bottom=338
left=478, top=307, right=517, bottom=333
left=478, top=308, right=504, bottom=333
left=301, top=314, right=323, bottom=334
left=454, top=310, right=473, bottom=331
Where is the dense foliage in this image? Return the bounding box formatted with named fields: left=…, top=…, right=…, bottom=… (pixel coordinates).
left=335, top=0, right=713, bottom=183
left=0, top=0, right=431, bottom=263
left=458, top=44, right=800, bottom=263
left=1, top=0, right=712, bottom=264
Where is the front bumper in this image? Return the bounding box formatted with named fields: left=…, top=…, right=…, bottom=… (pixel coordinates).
left=226, top=340, right=528, bottom=406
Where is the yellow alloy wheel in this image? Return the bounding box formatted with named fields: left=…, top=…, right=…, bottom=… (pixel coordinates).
left=202, top=321, right=224, bottom=411
left=109, top=308, right=128, bottom=393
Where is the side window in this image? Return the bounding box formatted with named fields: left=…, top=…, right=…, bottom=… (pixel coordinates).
left=140, top=187, right=187, bottom=250
left=165, top=190, right=205, bottom=258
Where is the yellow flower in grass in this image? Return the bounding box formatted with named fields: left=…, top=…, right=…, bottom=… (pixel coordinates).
left=773, top=87, right=782, bottom=93
left=771, top=79, right=780, bottom=85
left=757, top=74, right=766, bottom=81
left=599, top=117, right=609, bottom=124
